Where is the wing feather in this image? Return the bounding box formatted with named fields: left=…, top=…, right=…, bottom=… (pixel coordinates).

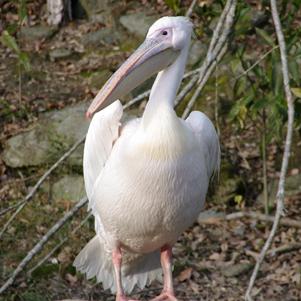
left=185, top=111, right=220, bottom=178
left=83, top=100, right=123, bottom=206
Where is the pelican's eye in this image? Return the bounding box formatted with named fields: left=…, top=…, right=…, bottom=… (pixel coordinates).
left=161, top=30, right=168, bottom=36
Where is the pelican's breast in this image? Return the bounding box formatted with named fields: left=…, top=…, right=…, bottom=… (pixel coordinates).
left=92, top=109, right=208, bottom=253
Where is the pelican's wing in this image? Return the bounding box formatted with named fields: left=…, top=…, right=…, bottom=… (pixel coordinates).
left=185, top=111, right=220, bottom=178
left=83, top=100, right=123, bottom=205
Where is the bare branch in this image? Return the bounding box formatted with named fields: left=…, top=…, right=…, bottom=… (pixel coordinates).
left=245, top=0, right=295, bottom=299
left=267, top=242, right=301, bottom=256
left=235, top=46, right=279, bottom=81
left=185, top=0, right=198, bottom=18
left=197, top=210, right=301, bottom=229
left=246, top=241, right=301, bottom=259
left=182, top=0, right=237, bottom=118
left=214, top=64, right=220, bottom=136
left=201, top=0, right=236, bottom=75
left=0, top=62, right=207, bottom=299
left=0, top=203, right=22, bottom=217
left=123, top=67, right=201, bottom=110
left=1, top=66, right=204, bottom=235
left=182, top=44, right=228, bottom=118
left=224, top=211, right=301, bottom=229
left=27, top=213, right=91, bottom=277
left=0, top=197, right=88, bottom=294
left=123, top=90, right=151, bottom=110
left=0, top=136, right=85, bottom=239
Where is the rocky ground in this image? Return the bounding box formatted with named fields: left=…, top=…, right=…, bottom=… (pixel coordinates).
left=0, top=1, right=301, bottom=301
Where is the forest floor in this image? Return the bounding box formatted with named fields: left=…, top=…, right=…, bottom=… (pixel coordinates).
left=0, top=1, right=300, bottom=301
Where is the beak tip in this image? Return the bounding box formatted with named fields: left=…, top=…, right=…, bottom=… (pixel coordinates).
left=86, top=111, right=93, bottom=120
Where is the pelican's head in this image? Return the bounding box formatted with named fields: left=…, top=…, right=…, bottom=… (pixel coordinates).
left=86, top=16, right=193, bottom=118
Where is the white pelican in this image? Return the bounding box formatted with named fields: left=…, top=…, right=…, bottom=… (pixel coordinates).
left=74, top=16, right=220, bottom=301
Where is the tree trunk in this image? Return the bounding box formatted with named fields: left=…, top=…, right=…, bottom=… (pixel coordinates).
left=47, top=0, right=65, bottom=25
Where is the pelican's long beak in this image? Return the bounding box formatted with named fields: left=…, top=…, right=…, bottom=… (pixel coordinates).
left=86, top=37, right=180, bottom=118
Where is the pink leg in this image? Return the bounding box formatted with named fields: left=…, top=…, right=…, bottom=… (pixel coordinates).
left=150, top=246, right=178, bottom=301
left=112, top=247, right=140, bottom=301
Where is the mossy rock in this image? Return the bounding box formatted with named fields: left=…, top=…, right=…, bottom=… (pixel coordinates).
left=2, top=103, right=89, bottom=168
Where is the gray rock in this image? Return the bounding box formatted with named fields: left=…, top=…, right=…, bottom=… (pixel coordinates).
left=233, top=224, right=246, bottom=237
left=222, top=263, right=253, bottom=277
left=198, top=209, right=224, bottom=224
left=82, top=28, right=121, bottom=47
left=79, top=0, right=114, bottom=24
left=212, top=161, right=243, bottom=204
left=119, top=12, right=158, bottom=39
left=188, top=40, right=207, bottom=66
left=52, top=175, right=85, bottom=202
left=20, top=26, right=57, bottom=41
left=251, top=11, right=269, bottom=28
left=2, top=102, right=89, bottom=168
left=49, top=48, right=73, bottom=61
left=2, top=127, right=54, bottom=167
left=258, top=174, right=301, bottom=204
left=68, top=144, right=85, bottom=168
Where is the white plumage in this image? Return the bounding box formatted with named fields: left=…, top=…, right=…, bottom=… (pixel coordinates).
left=74, top=16, right=220, bottom=301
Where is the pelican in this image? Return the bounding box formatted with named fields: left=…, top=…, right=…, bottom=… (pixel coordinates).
left=74, top=16, right=220, bottom=301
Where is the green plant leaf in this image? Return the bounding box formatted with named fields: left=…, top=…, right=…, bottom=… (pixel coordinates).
left=256, top=28, right=275, bottom=47
left=19, top=0, right=28, bottom=24
left=251, top=97, right=268, bottom=112
left=289, top=59, right=301, bottom=85
left=19, top=52, right=31, bottom=72
left=272, top=61, right=282, bottom=95
left=292, top=87, right=301, bottom=98
left=0, top=30, right=20, bottom=54
left=164, top=0, right=180, bottom=13
left=228, top=100, right=248, bottom=128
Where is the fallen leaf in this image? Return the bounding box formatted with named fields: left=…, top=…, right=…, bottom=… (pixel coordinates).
left=65, top=273, right=78, bottom=285
left=58, top=247, right=71, bottom=263
left=178, top=267, right=193, bottom=282
left=209, top=252, right=221, bottom=261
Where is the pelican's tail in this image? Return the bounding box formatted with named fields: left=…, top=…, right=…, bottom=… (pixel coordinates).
left=73, top=236, right=162, bottom=293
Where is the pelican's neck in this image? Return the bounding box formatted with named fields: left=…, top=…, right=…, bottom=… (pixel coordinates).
left=142, top=44, right=190, bottom=127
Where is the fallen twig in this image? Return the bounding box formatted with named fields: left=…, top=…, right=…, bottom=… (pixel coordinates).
left=0, top=196, right=88, bottom=294
left=27, top=213, right=91, bottom=276
left=245, top=243, right=301, bottom=261
left=0, top=203, right=21, bottom=217
left=245, top=0, right=295, bottom=299
left=225, top=211, right=301, bottom=229
left=0, top=136, right=85, bottom=240
left=267, top=242, right=301, bottom=256
left=198, top=210, right=301, bottom=229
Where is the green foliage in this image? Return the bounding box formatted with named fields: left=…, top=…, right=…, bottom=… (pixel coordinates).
left=292, top=88, right=301, bottom=98
left=0, top=30, right=20, bottom=53
left=0, top=30, right=31, bottom=72
left=19, top=0, right=28, bottom=25
left=164, top=0, right=181, bottom=14
left=229, top=3, right=301, bottom=142
left=20, top=291, right=49, bottom=301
